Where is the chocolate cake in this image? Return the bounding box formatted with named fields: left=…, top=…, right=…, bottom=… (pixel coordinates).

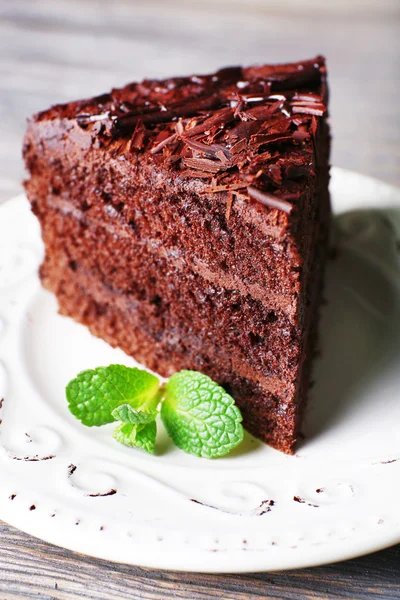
left=23, top=56, right=330, bottom=454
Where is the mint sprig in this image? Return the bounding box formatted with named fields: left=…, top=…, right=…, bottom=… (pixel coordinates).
left=66, top=365, right=243, bottom=458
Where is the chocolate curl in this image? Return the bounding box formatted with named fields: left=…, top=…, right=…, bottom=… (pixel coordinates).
left=247, top=186, right=293, bottom=214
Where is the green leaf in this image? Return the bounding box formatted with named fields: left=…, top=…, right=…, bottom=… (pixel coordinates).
left=112, top=404, right=157, bottom=425
left=161, top=370, right=243, bottom=458
left=113, top=421, right=157, bottom=454
left=66, top=365, right=160, bottom=427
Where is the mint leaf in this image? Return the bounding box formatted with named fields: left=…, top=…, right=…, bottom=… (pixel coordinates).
left=113, top=421, right=157, bottom=454
left=161, top=370, right=243, bottom=458
left=66, top=365, right=160, bottom=426
left=112, top=404, right=157, bottom=425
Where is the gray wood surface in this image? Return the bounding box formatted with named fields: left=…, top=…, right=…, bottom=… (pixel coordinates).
left=0, top=522, right=399, bottom=600
left=0, top=524, right=400, bottom=600
left=0, top=1, right=399, bottom=598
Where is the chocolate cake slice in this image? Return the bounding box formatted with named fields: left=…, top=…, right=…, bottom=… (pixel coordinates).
left=23, top=56, right=330, bottom=454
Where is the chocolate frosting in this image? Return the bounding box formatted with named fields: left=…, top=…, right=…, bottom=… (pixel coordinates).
left=35, top=56, right=328, bottom=211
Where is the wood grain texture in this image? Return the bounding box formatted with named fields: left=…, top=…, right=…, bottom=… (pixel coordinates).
left=0, top=522, right=399, bottom=600
left=0, top=0, right=399, bottom=597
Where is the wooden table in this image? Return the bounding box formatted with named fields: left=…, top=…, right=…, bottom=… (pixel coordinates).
left=0, top=1, right=399, bottom=597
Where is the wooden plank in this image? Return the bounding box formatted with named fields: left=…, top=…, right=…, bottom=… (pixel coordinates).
left=0, top=522, right=399, bottom=600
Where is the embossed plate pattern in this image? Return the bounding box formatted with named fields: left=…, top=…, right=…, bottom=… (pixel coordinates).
left=0, top=167, right=399, bottom=572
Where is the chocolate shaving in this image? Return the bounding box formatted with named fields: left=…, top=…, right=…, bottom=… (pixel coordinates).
left=267, top=94, right=287, bottom=101
left=267, top=163, right=282, bottom=185
left=250, top=132, right=293, bottom=150
left=183, top=157, right=226, bottom=173
left=292, top=92, right=322, bottom=103
left=266, top=116, right=291, bottom=134
left=233, top=97, right=244, bottom=118
left=292, top=130, right=310, bottom=142
left=130, top=119, right=146, bottom=151
left=245, top=101, right=284, bottom=120
left=114, top=94, right=226, bottom=130
left=236, top=111, right=258, bottom=122
left=175, top=119, right=184, bottom=135
left=246, top=60, right=322, bottom=91
left=183, top=107, right=234, bottom=137
left=230, top=151, right=249, bottom=169
left=164, top=153, right=183, bottom=166
left=291, top=116, right=309, bottom=126
left=183, top=138, right=232, bottom=161
left=206, top=182, right=246, bottom=193
left=230, top=139, right=247, bottom=154
left=226, top=120, right=260, bottom=142
left=179, top=169, right=214, bottom=179
left=150, top=132, right=177, bottom=154
left=240, top=94, right=273, bottom=103
left=245, top=151, right=272, bottom=172
left=247, top=185, right=293, bottom=214
left=215, top=149, right=230, bottom=165
left=225, top=193, right=234, bottom=221
left=292, top=104, right=325, bottom=117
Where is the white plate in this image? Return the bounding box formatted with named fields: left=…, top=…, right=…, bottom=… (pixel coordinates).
left=0, top=167, right=399, bottom=573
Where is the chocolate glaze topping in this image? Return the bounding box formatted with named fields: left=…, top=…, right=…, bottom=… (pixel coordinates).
left=38, top=56, right=327, bottom=212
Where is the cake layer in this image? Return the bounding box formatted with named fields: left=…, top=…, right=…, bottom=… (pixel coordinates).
left=37, top=190, right=328, bottom=382
left=41, top=253, right=293, bottom=395
left=38, top=210, right=300, bottom=382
